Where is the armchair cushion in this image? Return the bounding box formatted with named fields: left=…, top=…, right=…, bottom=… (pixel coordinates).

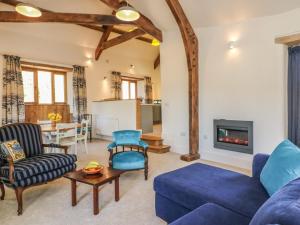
left=113, top=130, right=141, bottom=146
left=0, top=153, right=77, bottom=181
left=13, top=164, right=76, bottom=187
left=112, top=151, right=145, bottom=170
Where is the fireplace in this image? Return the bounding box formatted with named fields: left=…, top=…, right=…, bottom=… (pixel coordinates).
left=213, top=119, right=253, bottom=154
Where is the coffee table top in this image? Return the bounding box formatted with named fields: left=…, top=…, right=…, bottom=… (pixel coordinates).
left=64, top=167, right=123, bottom=186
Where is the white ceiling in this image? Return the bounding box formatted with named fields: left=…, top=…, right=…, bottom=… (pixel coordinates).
left=131, top=0, right=300, bottom=30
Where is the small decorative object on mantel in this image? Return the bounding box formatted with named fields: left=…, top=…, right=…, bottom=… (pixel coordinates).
left=83, top=161, right=104, bottom=176
left=48, top=112, right=62, bottom=128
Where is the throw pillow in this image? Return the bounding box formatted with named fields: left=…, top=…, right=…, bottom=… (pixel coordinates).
left=0, top=140, right=26, bottom=162
left=260, top=139, right=300, bottom=196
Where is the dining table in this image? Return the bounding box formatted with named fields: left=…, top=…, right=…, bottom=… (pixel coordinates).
left=40, top=123, right=81, bottom=133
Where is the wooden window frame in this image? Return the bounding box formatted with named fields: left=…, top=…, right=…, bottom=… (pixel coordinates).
left=22, top=67, right=67, bottom=105
left=121, top=78, right=137, bottom=100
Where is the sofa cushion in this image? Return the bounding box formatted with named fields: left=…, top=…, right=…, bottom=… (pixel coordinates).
left=170, top=203, right=250, bottom=225
left=250, top=177, right=300, bottom=225
left=12, top=164, right=76, bottom=187
left=154, top=163, right=269, bottom=218
left=0, top=153, right=77, bottom=181
left=260, top=139, right=300, bottom=196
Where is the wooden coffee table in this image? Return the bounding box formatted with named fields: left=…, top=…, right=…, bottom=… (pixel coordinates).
left=64, top=167, right=123, bottom=215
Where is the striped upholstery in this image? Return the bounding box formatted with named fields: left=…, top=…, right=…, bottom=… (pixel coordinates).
left=0, top=123, right=77, bottom=188
left=0, top=154, right=77, bottom=181
left=0, top=123, right=43, bottom=158
left=10, top=164, right=76, bottom=187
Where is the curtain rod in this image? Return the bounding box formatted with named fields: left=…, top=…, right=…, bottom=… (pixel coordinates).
left=21, top=60, right=73, bottom=72
left=0, top=54, right=87, bottom=70
left=112, top=70, right=147, bottom=80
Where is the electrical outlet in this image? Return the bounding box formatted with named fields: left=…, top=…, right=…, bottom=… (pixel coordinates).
left=180, top=132, right=186, bottom=137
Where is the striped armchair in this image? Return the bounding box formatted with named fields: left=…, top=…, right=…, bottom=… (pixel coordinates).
left=0, top=123, right=77, bottom=215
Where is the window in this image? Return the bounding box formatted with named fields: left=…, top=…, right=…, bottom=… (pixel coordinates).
left=54, top=74, right=65, bottom=103
left=22, top=70, right=35, bottom=103
left=121, top=79, right=137, bottom=100
left=38, top=71, right=52, bottom=104
left=22, top=67, right=67, bottom=104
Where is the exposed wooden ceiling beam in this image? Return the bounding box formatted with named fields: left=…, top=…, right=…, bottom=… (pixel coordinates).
left=0, top=0, right=152, bottom=44
left=275, top=33, right=300, bottom=46
left=154, top=54, right=160, bottom=69
left=0, top=0, right=101, bottom=31
left=95, top=25, right=114, bottom=60
left=166, top=0, right=199, bottom=162
left=99, top=0, right=163, bottom=42
left=0, top=11, right=133, bottom=25
left=102, top=29, right=145, bottom=50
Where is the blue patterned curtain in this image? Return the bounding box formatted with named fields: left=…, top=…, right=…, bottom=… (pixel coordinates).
left=73, top=65, right=87, bottom=122
left=1, top=55, right=25, bottom=125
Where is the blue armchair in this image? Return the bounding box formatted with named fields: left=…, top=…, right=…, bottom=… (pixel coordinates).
left=108, top=130, right=149, bottom=180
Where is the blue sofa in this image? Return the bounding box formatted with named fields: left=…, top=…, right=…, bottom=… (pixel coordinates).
left=154, top=154, right=300, bottom=225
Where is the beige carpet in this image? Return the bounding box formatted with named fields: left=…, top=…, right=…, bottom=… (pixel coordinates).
left=0, top=140, right=249, bottom=225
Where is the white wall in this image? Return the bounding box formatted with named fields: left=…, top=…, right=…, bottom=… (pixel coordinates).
left=161, top=8, right=300, bottom=169
left=160, top=30, right=189, bottom=154
left=0, top=22, right=160, bottom=120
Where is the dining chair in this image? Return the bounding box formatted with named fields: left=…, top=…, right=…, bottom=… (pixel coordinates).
left=37, top=120, right=55, bottom=152
left=77, top=119, right=89, bottom=154
left=79, top=114, right=93, bottom=142
left=56, top=123, right=78, bottom=155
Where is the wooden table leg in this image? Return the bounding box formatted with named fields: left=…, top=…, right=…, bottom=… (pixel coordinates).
left=93, top=186, right=99, bottom=215
left=115, top=176, right=120, bottom=202
left=71, top=180, right=77, bottom=206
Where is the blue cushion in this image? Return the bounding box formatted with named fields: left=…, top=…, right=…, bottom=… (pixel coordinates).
left=113, top=130, right=141, bottom=146
left=170, top=203, right=250, bottom=225
left=112, top=151, right=145, bottom=170
left=250, top=177, right=300, bottom=225
left=154, top=163, right=268, bottom=218
left=260, top=139, right=300, bottom=196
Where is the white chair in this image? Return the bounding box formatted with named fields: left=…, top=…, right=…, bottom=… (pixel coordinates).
left=37, top=120, right=55, bottom=152
left=56, top=123, right=78, bottom=155
left=77, top=119, right=89, bottom=154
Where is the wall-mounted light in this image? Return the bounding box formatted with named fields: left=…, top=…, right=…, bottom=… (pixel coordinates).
left=103, top=76, right=107, bottom=80
left=86, top=59, right=93, bottom=66
left=228, top=41, right=237, bottom=50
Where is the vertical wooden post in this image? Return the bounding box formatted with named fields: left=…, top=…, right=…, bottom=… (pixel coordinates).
left=166, top=0, right=200, bottom=161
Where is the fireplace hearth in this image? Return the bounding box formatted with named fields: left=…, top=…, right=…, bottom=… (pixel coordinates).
left=213, top=119, right=253, bottom=154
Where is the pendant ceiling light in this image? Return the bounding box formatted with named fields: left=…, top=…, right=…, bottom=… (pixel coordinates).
left=116, top=1, right=140, bottom=22
left=15, top=3, right=42, bottom=17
